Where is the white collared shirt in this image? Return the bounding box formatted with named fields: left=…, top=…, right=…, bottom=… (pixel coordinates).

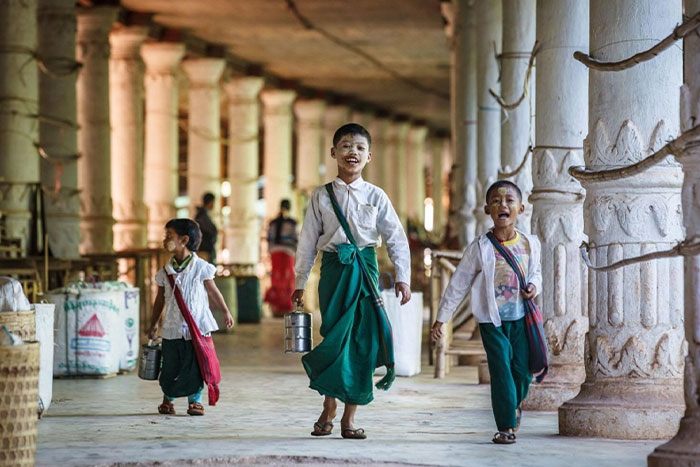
left=155, top=253, right=219, bottom=340
left=294, top=177, right=411, bottom=290
left=436, top=230, right=542, bottom=327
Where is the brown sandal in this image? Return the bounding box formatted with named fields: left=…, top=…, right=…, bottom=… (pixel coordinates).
left=187, top=402, right=205, bottom=416
left=311, top=421, right=334, bottom=436
left=158, top=401, right=175, bottom=415
left=341, top=427, right=367, bottom=439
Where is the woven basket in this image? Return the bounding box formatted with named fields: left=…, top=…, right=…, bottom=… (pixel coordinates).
left=0, top=341, right=40, bottom=467
left=0, top=310, right=36, bottom=341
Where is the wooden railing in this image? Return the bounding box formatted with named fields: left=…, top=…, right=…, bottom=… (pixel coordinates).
left=430, top=249, right=486, bottom=378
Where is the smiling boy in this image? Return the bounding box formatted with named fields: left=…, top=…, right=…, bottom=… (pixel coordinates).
left=430, top=180, right=542, bottom=445
left=291, top=123, right=411, bottom=440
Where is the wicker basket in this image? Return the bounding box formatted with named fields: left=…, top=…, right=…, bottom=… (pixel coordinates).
left=0, top=310, right=36, bottom=341
left=0, top=341, right=40, bottom=467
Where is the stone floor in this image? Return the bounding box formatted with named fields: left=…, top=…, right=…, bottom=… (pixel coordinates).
left=37, top=317, right=660, bottom=467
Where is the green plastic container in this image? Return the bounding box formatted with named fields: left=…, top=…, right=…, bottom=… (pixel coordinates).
left=236, top=276, right=262, bottom=323
left=212, top=276, right=237, bottom=333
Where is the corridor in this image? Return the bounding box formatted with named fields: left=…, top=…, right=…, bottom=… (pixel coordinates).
left=37, top=317, right=655, bottom=467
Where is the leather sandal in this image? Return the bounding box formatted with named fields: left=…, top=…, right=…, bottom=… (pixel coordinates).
left=492, top=431, right=516, bottom=444
left=158, top=401, right=175, bottom=415
left=341, top=427, right=367, bottom=439
left=187, top=402, right=205, bottom=416
left=311, top=421, right=333, bottom=436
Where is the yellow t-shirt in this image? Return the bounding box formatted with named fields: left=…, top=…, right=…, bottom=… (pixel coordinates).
left=493, top=232, right=530, bottom=321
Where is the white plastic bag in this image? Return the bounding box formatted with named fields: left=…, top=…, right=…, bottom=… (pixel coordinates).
left=375, top=289, right=423, bottom=377
left=0, top=277, right=31, bottom=311
left=34, top=303, right=55, bottom=414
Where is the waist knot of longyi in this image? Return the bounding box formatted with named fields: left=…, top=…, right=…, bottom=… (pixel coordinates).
left=337, top=243, right=359, bottom=265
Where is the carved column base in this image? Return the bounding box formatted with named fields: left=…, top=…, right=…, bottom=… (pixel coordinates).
left=113, top=222, right=146, bottom=252
left=559, top=379, right=684, bottom=439
left=80, top=217, right=114, bottom=254
left=647, top=415, right=700, bottom=466
left=46, top=216, right=81, bottom=259
left=521, top=361, right=585, bottom=411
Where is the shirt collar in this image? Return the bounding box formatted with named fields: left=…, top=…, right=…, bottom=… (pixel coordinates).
left=164, top=252, right=197, bottom=274
left=333, top=176, right=366, bottom=191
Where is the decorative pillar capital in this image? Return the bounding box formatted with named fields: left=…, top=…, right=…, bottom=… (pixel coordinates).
left=110, top=25, right=149, bottom=59
left=408, top=125, right=428, bottom=143
left=224, top=76, right=264, bottom=103
left=182, top=57, right=225, bottom=88
left=141, top=42, right=186, bottom=74
left=76, top=6, right=118, bottom=39
left=260, top=89, right=296, bottom=113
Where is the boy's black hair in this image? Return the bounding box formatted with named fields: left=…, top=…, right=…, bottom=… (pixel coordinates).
left=165, top=218, right=202, bottom=251
left=332, top=123, right=371, bottom=148
left=280, top=199, right=291, bottom=210
left=202, top=192, right=215, bottom=205
left=485, top=180, right=523, bottom=203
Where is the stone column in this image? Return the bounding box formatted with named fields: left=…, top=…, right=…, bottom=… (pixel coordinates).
left=407, top=125, right=428, bottom=226
left=523, top=0, right=589, bottom=411
left=390, top=121, right=410, bottom=224
left=368, top=117, right=389, bottom=186
left=223, top=77, right=264, bottom=266
left=0, top=0, right=39, bottom=254
left=430, top=137, right=448, bottom=237
left=500, top=0, right=535, bottom=233
left=76, top=6, right=118, bottom=255
left=38, top=0, right=80, bottom=258
left=648, top=0, right=700, bottom=462
left=474, top=0, right=502, bottom=234
left=559, top=0, right=685, bottom=439
left=448, top=0, right=478, bottom=247
left=261, top=89, right=296, bottom=221
left=142, top=42, right=185, bottom=247
left=294, top=99, right=326, bottom=195
left=183, top=58, right=225, bottom=221
left=109, top=25, right=148, bottom=251
left=322, top=105, right=349, bottom=182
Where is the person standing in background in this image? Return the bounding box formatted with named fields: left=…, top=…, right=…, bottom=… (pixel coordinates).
left=264, top=199, right=298, bottom=317
left=195, top=192, right=218, bottom=264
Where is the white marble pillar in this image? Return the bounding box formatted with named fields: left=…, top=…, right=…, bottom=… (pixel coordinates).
left=183, top=58, right=225, bottom=221
left=407, top=125, right=428, bottom=225
left=109, top=25, right=148, bottom=251
left=294, top=99, right=326, bottom=195
left=392, top=121, right=410, bottom=225
left=500, top=0, right=535, bottom=233
left=648, top=0, right=700, bottom=462
left=430, top=137, right=449, bottom=237
left=449, top=0, right=478, bottom=246
left=368, top=117, right=389, bottom=186
left=559, top=0, right=685, bottom=439
left=76, top=6, right=117, bottom=255
left=523, top=0, right=589, bottom=412
left=223, top=77, right=264, bottom=266
left=0, top=0, right=39, bottom=254
left=322, top=105, right=349, bottom=182
left=38, top=0, right=80, bottom=258
left=261, top=89, right=296, bottom=221
left=474, top=0, right=502, bottom=234
left=141, top=42, right=185, bottom=247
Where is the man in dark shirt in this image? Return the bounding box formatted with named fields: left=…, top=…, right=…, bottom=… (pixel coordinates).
left=195, top=192, right=218, bottom=264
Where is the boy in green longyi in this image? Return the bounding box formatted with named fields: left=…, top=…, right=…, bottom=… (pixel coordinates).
left=291, top=123, right=412, bottom=440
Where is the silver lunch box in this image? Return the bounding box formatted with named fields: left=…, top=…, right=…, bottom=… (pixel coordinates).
left=284, top=308, right=312, bottom=353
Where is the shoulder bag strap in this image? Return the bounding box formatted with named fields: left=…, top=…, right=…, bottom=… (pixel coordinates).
left=485, top=231, right=528, bottom=289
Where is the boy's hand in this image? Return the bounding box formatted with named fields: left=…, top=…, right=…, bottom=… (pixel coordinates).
left=291, top=289, right=304, bottom=307
left=430, top=321, right=444, bottom=341
left=147, top=325, right=158, bottom=340
left=225, top=312, right=234, bottom=329
left=395, top=282, right=411, bottom=305
left=521, top=283, right=536, bottom=300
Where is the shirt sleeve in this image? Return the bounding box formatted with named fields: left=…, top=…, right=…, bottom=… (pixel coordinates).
left=155, top=267, right=166, bottom=287
left=436, top=240, right=480, bottom=323
left=294, top=190, right=323, bottom=290
left=376, top=191, right=411, bottom=287
left=528, top=235, right=542, bottom=296
left=200, top=261, right=216, bottom=281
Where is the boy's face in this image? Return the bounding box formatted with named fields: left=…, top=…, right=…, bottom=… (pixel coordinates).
left=163, top=227, right=189, bottom=253
left=331, top=133, right=372, bottom=178
left=484, top=186, right=524, bottom=229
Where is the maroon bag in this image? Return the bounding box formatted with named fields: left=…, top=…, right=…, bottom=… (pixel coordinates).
left=166, top=273, right=221, bottom=405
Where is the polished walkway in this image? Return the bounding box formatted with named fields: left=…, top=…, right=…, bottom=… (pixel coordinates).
left=37, top=317, right=657, bottom=466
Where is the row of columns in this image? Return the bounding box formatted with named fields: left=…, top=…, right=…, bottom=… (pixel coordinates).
left=0, top=3, right=449, bottom=264
left=447, top=0, right=699, bottom=458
